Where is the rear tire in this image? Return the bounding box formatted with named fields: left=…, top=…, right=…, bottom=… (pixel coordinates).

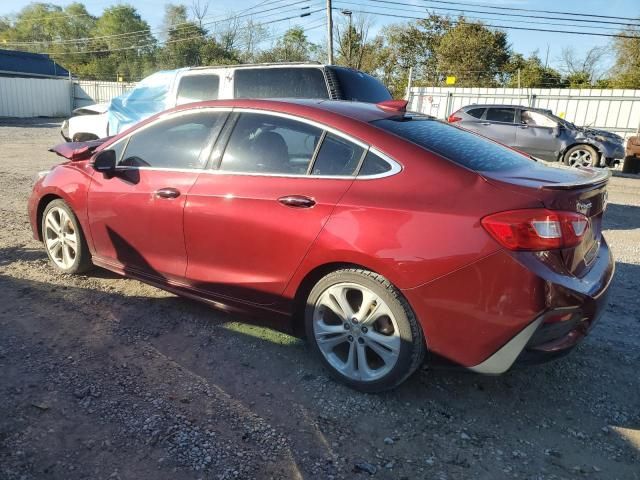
left=563, top=145, right=599, bottom=168
left=305, top=268, right=426, bottom=392
left=41, top=199, right=92, bottom=274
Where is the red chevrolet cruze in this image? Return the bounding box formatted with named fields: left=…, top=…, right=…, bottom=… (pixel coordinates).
left=28, top=99, right=614, bottom=392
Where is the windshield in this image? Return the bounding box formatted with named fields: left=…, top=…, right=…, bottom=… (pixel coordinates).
left=372, top=116, right=537, bottom=172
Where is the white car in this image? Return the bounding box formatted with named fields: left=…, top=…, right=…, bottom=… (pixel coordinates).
left=61, top=63, right=393, bottom=142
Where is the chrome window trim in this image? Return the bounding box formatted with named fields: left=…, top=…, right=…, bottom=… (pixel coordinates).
left=231, top=108, right=369, bottom=150
left=105, top=107, right=234, bottom=165
left=357, top=147, right=402, bottom=180
left=103, top=106, right=402, bottom=180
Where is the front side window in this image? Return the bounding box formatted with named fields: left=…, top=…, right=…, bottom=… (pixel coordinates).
left=311, top=133, right=365, bottom=176
left=219, top=113, right=322, bottom=174
left=234, top=68, right=329, bottom=99
left=176, top=74, right=220, bottom=105
left=521, top=110, right=557, bottom=128
left=119, top=111, right=220, bottom=169
left=486, top=108, right=516, bottom=123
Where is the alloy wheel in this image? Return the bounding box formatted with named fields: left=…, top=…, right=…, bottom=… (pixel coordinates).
left=567, top=149, right=593, bottom=167
left=44, top=207, right=78, bottom=270
left=312, top=282, right=401, bottom=382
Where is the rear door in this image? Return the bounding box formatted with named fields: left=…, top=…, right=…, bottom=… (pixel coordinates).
left=480, top=107, right=518, bottom=146
left=515, top=109, right=561, bottom=161
left=457, top=107, right=487, bottom=134
left=183, top=111, right=366, bottom=305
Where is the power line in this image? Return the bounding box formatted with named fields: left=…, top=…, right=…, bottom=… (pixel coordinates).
left=41, top=8, right=325, bottom=55
left=332, top=7, right=640, bottom=40
left=414, top=0, right=640, bottom=27
left=334, top=0, right=627, bottom=33
left=420, top=0, right=640, bottom=24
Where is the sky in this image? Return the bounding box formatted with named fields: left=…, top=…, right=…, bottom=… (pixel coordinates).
left=1, top=0, right=639, bottom=75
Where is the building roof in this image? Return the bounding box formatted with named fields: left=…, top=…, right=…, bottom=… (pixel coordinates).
left=0, top=48, right=69, bottom=78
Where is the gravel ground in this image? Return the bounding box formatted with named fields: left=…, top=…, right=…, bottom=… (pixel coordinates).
left=1, top=118, right=639, bottom=480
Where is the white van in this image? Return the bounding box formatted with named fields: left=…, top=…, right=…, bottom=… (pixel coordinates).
left=62, top=63, right=393, bottom=142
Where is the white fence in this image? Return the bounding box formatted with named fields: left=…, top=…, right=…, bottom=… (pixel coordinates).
left=0, top=77, right=134, bottom=117
left=409, top=87, right=640, bottom=139
left=0, top=77, right=72, bottom=117
left=73, top=80, right=135, bottom=109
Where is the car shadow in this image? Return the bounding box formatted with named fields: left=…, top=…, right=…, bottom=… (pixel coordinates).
left=4, top=241, right=638, bottom=477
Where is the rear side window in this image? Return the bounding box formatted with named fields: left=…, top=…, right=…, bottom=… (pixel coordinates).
left=234, top=68, right=329, bottom=99
left=311, top=133, right=365, bottom=176
left=359, top=151, right=392, bottom=176
left=329, top=67, right=392, bottom=102
left=372, top=117, right=534, bottom=172
left=119, top=112, right=220, bottom=169
left=486, top=108, right=515, bottom=123
left=176, top=74, right=219, bottom=105
left=466, top=107, right=485, bottom=119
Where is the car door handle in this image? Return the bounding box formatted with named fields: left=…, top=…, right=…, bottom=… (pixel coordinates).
left=155, top=187, right=181, bottom=199
left=518, top=124, right=529, bottom=129
left=278, top=195, right=316, bottom=208
left=480, top=122, right=491, bottom=126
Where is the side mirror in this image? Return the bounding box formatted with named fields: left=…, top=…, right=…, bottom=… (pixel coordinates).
left=93, top=149, right=116, bottom=178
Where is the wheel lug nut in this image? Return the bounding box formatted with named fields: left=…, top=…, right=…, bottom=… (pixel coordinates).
left=347, top=335, right=354, bottom=342
left=357, top=338, right=364, bottom=344
left=361, top=326, right=368, bottom=333
left=344, top=323, right=350, bottom=330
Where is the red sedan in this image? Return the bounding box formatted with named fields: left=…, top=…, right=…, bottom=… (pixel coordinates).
left=28, top=99, right=614, bottom=392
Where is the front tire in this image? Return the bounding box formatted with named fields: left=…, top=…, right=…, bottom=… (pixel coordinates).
left=563, top=145, right=599, bottom=168
left=305, top=268, right=426, bottom=392
left=41, top=199, right=92, bottom=274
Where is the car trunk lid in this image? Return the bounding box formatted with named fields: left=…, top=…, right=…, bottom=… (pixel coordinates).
left=483, top=163, right=609, bottom=277
left=49, top=137, right=112, bottom=161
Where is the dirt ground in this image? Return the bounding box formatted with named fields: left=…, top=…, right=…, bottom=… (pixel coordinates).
left=1, top=118, right=639, bottom=480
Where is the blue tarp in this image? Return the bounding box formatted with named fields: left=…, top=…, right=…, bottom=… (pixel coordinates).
left=107, top=68, right=186, bottom=135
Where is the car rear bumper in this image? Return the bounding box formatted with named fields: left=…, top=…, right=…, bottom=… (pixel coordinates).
left=404, top=239, right=614, bottom=373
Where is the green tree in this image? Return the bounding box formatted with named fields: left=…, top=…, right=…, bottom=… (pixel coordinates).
left=609, top=25, right=640, bottom=88
left=505, top=53, right=564, bottom=88
left=256, top=26, right=320, bottom=62
left=158, top=4, right=205, bottom=68
left=434, top=18, right=510, bottom=87
left=91, top=5, right=156, bottom=81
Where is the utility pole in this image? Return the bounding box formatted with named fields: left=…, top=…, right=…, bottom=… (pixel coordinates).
left=342, top=9, right=352, bottom=67
left=517, top=68, right=521, bottom=89
left=326, top=0, right=333, bottom=64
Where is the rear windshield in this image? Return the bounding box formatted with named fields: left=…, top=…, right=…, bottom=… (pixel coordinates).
left=330, top=67, right=392, bottom=103
left=234, top=68, right=329, bottom=99
left=372, top=117, right=534, bottom=172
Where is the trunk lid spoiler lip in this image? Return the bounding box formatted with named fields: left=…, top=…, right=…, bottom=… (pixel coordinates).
left=49, top=137, right=113, bottom=161
left=536, top=168, right=611, bottom=190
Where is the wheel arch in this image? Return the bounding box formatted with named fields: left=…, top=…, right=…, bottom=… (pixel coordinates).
left=36, top=193, right=63, bottom=241
left=562, top=142, right=602, bottom=163
left=291, top=261, right=375, bottom=337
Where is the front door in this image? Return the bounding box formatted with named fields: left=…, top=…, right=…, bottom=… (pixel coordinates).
left=87, top=110, right=224, bottom=281
left=515, top=109, right=561, bottom=161
left=184, top=111, right=366, bottom=305
left=481, top=107, right=518, bottom=146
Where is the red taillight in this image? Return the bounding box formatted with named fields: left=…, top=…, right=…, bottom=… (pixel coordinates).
left=447, top=113, right=462, bottom=123
left=481, top=209, right=589, bottom=251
